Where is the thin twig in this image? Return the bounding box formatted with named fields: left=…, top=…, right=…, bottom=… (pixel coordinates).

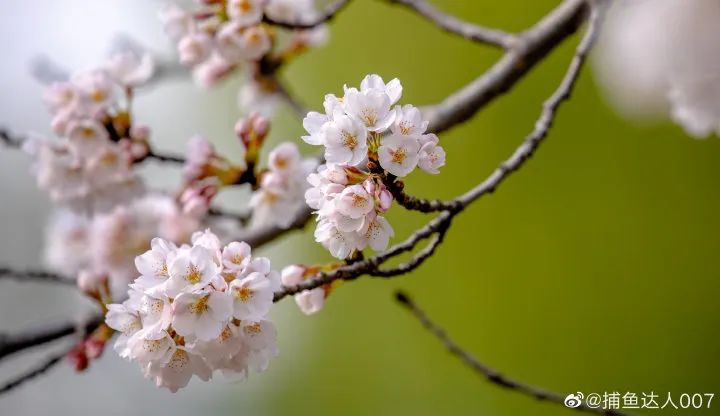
left=386, top=0, right=517, bottom=49
left=0, top=350, right=67, bottom=396
left=270, top=75, right=309, bottom=119
left=263, top=0, right=352, bottom=29
left=0, top=267, right=73, bottom=286
left=142, top=150, right=185, bottom=164
left=372, top=229, right=447, bottom=277
left=394, top=291, right=629, bottom=416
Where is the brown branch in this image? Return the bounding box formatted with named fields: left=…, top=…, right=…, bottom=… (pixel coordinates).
left=0, top=315, right=103, bottom=362
left=273, top=211, right=451, bottom=301
left=0, top=349, right=67, bottom=396
left=394, top=291, right=629, bottom=416
left=423, top=0, right=589, bottom=134
left=386, top=0, right=516, bottom=49
left=0, top=267, right=74, bottom=286
left=371, top=228, right=447, bottom=277
left=263, top=0, right=352, bottom=29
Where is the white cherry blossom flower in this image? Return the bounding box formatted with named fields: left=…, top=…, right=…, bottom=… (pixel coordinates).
left=392, top=104, right=428, bottom=137
left=335, top=184, right=374, bottom=219
left=360, top=74, right=402, bottom=105
left=226, top=0, right=265, bottom=27
left=105, top=51, right=155, bottom=87
left=314, top=218, right=361, bottom=259
left=172, top=289, right=233, bottom=340
left=417, top=134, right=446, bottom=174
left=222, top=241, right=252, bottom=271
left=159, top=4, right=195, bottom=41
left=106, top=302, right=142, bottom=359
left=359, top=214, right=394, bottom=251
left=66, top=119, right=110, bottom=158
left=378, top=134, right=420, bottom=177
left=146, top=346, right=212, bottom=393
left=344, top=88, right=395, bottom=132
left=322, top=114, right=368, bottom=165
left=167, top=245, right=220, bottom=296
left=178, top=32, right=214, bottom=66
left=229, top=272, right=273, bottom=321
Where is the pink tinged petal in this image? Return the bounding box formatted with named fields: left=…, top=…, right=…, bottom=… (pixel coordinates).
left=295, top=289, right=325, bottom=315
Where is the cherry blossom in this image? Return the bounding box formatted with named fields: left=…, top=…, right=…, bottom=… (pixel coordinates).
left=105, top=230, right=279, bottom=392
left=301, top=75, right=445, bottom=258
left=159, top=1, right=330, bottom=115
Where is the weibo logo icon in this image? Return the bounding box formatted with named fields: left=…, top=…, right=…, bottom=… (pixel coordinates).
left=564, top=392, right=584, bottom=408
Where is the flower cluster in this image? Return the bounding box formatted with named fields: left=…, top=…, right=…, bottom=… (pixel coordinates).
left=24, top=51, right=155, bottom=212
left=302, top=75, right=445, bottom=258
left=250, top=142, right=317, bottom=228
left=46, top=194, right=201, bottom=298
left=160, top=0, right=327, bottom=114
left=105, top=229, right=279, bottom=392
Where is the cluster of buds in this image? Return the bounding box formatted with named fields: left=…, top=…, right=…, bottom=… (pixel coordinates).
left=180, top=113, right=316, bottom=229
left=160, top=0, right=327, bottom=99
left=105, top=229, right=279, bottom=392
left=302, top=74, right=446, bottom=258
left=24, top=51, right=156, bottom=212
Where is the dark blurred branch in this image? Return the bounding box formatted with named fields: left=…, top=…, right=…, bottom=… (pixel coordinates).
left=0, top=316, right=103, bottom=362
left=0, top=349, right=67, bottom=396
left=263, top=0, right=352, bottom=29
left=0, top=129, right=23, bottom=148
left=394, top=291, right=629, bottom=416
left=387, top=0, right=517, bottom=49
left=0, top=267, right=73, bottom=286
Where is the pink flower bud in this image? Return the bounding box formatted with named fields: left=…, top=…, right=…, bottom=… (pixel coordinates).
left=252, top=114, right=270, bottom=137
left=378, top=187, right=393, bottom=212
left=362, top=178, right=376, bottom=195
left=281, top=264, right=306, bottom=286
left=67, top=345, right=89, bottom=372
left=84, top=338, right=106, bottom=359
left=130, top=124, right=151, bottom=142
left=77, top=269, right=106, bottom=295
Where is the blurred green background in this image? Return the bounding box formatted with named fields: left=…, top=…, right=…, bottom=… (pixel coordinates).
left=2, top=1, right=719, bottom=415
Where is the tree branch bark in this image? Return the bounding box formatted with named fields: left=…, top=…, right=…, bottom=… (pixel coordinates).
left=423, top=0, right=589, bottom=134
left=386, top=0, right=517, bottom=49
